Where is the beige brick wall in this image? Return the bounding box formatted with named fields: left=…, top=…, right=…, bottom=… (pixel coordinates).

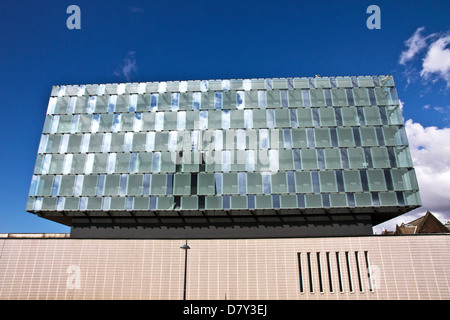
left=0, top=235, right=449, bottom=300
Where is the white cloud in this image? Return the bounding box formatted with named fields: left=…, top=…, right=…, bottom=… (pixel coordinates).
left=374, top=119, right=450, bottom=233
left=399, top=27, right=428, bottom=65
left=114, top=51, right=137, bottom=81
left=420, top=34, right=450, bottom=87
left=398, top=27, right=450, bottom=87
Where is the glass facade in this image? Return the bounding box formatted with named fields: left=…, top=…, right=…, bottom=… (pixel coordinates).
left=27, top=76, right=421, bottom=227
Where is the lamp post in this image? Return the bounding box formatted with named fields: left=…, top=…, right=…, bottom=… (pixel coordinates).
left=180, top=240, right=190, bottom=300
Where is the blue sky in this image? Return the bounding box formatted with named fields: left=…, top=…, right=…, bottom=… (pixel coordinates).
left=0, top=0, right=449, bottom=233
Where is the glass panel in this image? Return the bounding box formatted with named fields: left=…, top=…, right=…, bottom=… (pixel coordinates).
left=96, top=175, right=105, bottom=196
left=271, top=172, right=287, bottom=193
left=386, top=106, right=402, bottom=125
left=137, top=153, right=153, bottom=173
left=331, top=88, right=347, bottom=106
left=323, top=148, right=339, bottom=169
left=371, top=147, right=389, bottom=168
left=341, top=107, right=359, bottom=126
left=395, top=146, right=413, bottom=167
left=278, top=149, right=294, bottom=170
left=108, top=133, right=124, bottom=152
left=154, top=132, right=169, bottom=151
left=379, top=192, right=398, bottom=206
left=130, top=132, right=146, bottom=152
left=99, top=113, right=113, bottom=132
left=310, top=89, right=325, bottom=107
left=152, top=151, right=161, bottom=172
left=353, top=88, right=370, bottom=106
left=355, top=193, right=372, bottom=206
left=295, top=172, right=312, bottom=193
left=113, top=95, right=127, bottom=113
left=81, top=175, right=97, bottom=196
left=174, top=174, right=190, bottom=195
left=247, top=172, right=262, bottom=194
left=230, top=110, right=244, bottom=129
left=196, top=92, right=209, bottom=110
left=214, top=92, right=222, bottom=110
left=59, top=175, right=75, bottom=196
left=244, top=90, right=258, bottom=109
left=231, top=195, right=247, bottom=209
left=33, top=155, right=44, bottom=174
left=348, top=147, right=365, bottom=169
left=198, top=173, right=215, bottom=195
left=223, top=173, right=238, bottom=194
left=222, top=91, right=236, bottom=109
left=315, top=128, right=331, bottom=147
left=207, top=110, right=221, bottom=129
left=404, top=191, right=421, bottom=206
left=337, top=128, right=355, bottom=147
left=119, top=175, right=129, bottom=197
left=178, top=92, right=191, bottom=111
left=57, top=115, right=72, bottom=133
left=127, top=174, right=143, bottom=195
left=258, top=91, right=267, bottom=109
left=280, top=194, right=297, bottom=208
left=305, top=194, right=322, bottom=208
left=181, top=196, right=197, bottom=210
left=155, top=196, right=172, bottom=210
left=374, top=87, right=390, bottom=105
left=158, top=93, right=171, bottom=110
left=319, top=171, right=337, bottom=192
left=104, top=175, right=120, bottom=195
left=70, top=154, right=86, bottom=174
left=110, top=197, right=125, bottom=210
left=266, top=90, right=281, bottom=108
left=297, top=109, right=313, bottom=127
left=45, top=135, right=61, bottom=153
left=330, top=193, right=347, bottom=207
left=275, top=109, right=290, bottom=127
left=183, top=110, right=197, bottom=130
left=367, top=170, right=387, bottom=191
left=205, top=196, right=221, bottom=209
left=94, top=95, right=109, bottom=113
left=284, top=129, right=293, bottom=150
left=161, top=151, right=176, bottom=172
left=136, top=94, right=150, bottom=112
left=253, top=109, right=267, bottom=128
left=255, top=195, right=272, bottom=209
left=319, top=108, right=335, bottom=126
left=291, top=129, right=308, bottom=148
left=360, top=127, right=377, bottom=146
left=151, top=174, right=167, bottom=195
left=301, top=149, right=318, bottom=170
left=77, top=114, right=92, bottom=132
left=343, top=171, right=362, bottom=192
left=64, top=197, right=79, bottom=210
left=288, top=90, right=303, bottom=107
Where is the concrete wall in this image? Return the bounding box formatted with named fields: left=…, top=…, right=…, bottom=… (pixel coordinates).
left=0, top=235, right=449, bottom=300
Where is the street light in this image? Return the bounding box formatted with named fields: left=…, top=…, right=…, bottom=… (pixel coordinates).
left=180, top=240, right=190, bottom=300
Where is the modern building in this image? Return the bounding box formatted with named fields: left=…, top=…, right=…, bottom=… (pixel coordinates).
left=3, top=76, right=447, bottom=301
left=26, top=76, right=421, bottom=238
